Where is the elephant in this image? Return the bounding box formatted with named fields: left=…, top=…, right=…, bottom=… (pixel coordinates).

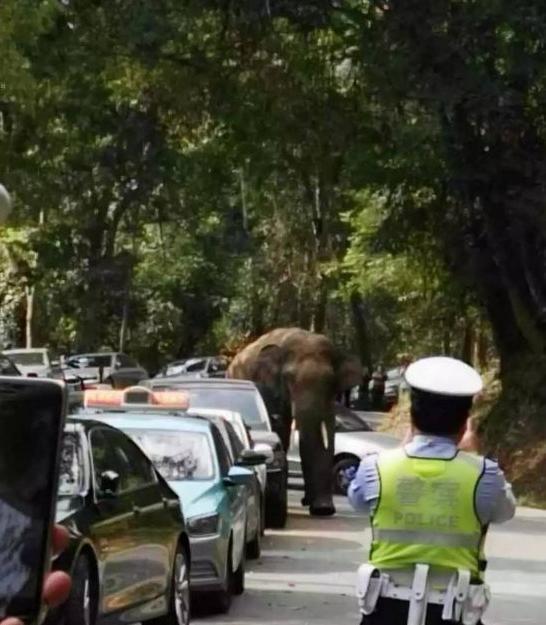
left=227, top=328, right=362, bottom=516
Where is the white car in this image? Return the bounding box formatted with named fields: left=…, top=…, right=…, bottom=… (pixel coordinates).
left=287, top=406, right=399, bottom=495
left=187, top=408, right=269, bottom=496
left=187, top=407, right=271, bottom=559
left=5, top=348, right=63, bottom=379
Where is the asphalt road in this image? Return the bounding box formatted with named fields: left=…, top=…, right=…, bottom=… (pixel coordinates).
left=195, top=491, right=546, bottom=625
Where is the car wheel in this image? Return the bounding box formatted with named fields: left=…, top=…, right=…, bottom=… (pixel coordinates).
left=266, top=472, right=288, bottom=529
left=333, top=457, right=360, bottom=495
left=64, top=554, right=96, bottom=625
left=150, top=545, right=191, bottom=625
left=231, top=543, right=245, bottom=596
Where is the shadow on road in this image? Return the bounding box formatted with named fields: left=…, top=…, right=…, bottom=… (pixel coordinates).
left=193, top=587, right=356, bottom=623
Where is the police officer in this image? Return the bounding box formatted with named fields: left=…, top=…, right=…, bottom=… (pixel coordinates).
left=348, top=356, right=516, bottom=625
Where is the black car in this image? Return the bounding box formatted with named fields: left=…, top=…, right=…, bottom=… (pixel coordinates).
left=64, top=352, right=148, bottom=388
left=53, top=417, right=191, bottom=625
left=145, top=377, right=288, bottom=529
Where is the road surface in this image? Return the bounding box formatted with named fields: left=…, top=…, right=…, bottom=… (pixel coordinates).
left=195, top=491, right=546, bottom=625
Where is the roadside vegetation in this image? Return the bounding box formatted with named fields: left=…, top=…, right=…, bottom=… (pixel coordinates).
left=1, top=1, right=546, bottom=500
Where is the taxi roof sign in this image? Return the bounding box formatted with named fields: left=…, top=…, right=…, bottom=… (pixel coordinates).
left=84, top=386, right=190, bottom=411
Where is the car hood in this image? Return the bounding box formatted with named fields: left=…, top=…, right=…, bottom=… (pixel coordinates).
left=168, top=480, right=220, bottom=518
left=336, top=430, right=400, bottom=456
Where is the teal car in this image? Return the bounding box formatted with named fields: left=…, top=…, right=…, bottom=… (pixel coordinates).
left=91, top=412, right=259, bottom=614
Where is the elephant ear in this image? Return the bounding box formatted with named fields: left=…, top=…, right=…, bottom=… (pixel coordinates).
left=334, top=351, right=363, bottom=392
left=250, top=344, right=284, bottom=383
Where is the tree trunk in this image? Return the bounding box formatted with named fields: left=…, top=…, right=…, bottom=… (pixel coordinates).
left=25, top=285, right=34, bottom=349
left=349, top=292, right=373, bottom=370
left=119, top=298, right=129, bottom=353
left=475, top=321, right=489, bottom=369
left=460, top=318, right=474, bottom=365
left=312, top=276, right=328, bottom=334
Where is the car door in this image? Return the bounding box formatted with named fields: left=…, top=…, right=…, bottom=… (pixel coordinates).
left=225, top=422, right=260, bottom=542
left=211, top=426, right=246, bottom=571
left=89, top=426, right=141, bottom=614
left=114, top=433, right=177, bottom=603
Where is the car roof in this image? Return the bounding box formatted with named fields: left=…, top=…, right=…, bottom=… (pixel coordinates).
left=148, top=377, right=257, bottom=389
left=5, top=348, right=47, bottom=354
left=70, top=352, right=117, bottom=358
left=67, top=415, right=121, bottom=432
left=75, top=409, right=212, bottom=434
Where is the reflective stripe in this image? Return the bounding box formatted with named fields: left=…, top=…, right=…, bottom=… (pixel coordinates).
left=374, top=529, right=481, bottom=549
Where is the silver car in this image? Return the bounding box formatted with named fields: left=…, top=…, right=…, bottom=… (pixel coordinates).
left=287, top=407, right=399, bottom=495
left=145, top=378, right=289, bottom=529
left=65, top=352, right=148, bottom=386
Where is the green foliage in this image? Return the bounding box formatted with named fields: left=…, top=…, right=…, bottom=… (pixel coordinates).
left=0, top=0, right=529, bottom=389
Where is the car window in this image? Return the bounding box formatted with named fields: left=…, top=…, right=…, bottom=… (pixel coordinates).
left=127, top=429, right=215, bottom=481
left=164, top=361, right=186, bottom=377
left=7, top=351, right=45, bottom=366
left=69, top=354, right=112, bottom=369
left=176, top=387, right=269, bottom=429
left=117, top=354, right=136, bottom=368
left=335, top=410, right=372, bottom=433
left=0, top=355, right=20, bottom=376
left=58, top=431, right=86, bottom=497
left=225, top=421, right=245, bottom=457
left=208, top=358, right=227, bottom=374
left=184, top=358, right=207, bottom=373
left=210, top=424, right=232, bottom=477
left=90, top=427, right=155, bottom=493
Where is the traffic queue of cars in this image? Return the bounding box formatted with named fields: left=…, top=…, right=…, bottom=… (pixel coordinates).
left=0, top=347, right=397, bottom=625
left=53, top=381, right=286, bottom=625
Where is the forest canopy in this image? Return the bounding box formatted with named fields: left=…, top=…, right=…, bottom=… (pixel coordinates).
left=2, top=0, right=546, bottom=494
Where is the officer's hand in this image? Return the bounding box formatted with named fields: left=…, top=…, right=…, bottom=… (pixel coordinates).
left=458, top=419, right=480, bottom=452
left=344, top=466, right=357, bottom=481
left=1, top=526, right=72, bottom=625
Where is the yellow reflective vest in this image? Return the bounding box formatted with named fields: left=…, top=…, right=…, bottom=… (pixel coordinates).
left=369, top=448, right=486, bottom=578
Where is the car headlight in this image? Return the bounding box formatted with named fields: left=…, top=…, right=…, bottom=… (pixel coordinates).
left=188, top=513, right=219, bottom=536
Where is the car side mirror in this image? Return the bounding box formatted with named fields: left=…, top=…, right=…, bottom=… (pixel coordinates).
left=236, top=449, right=268, bottom=467
left=252, top=443, right=274, bottom=464
left=98, top=470, right=120, bottom=498
left=223, top=466, right=253, bottom=487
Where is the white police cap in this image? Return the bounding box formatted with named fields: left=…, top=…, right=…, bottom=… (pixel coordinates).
left=404, top=356, right=483, bottom=397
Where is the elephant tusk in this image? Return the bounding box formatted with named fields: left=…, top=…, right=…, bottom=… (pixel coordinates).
left=321, top=421, right=329, bottom=450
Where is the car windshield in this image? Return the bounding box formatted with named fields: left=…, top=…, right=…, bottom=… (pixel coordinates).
left=58, top=432, right=85, bottom=497
left=181, top=387, right=268, bottom=429
left=182, top=358, right=207, bottom=372
left=335, top=410, right=372, bottom=432
left=164, top=362, right=186, bottom=376
left=127, top=429, right=215, bottom=480
left=68, top=354, right=112, bottom=368
left=8, top=351, right=45, bottom=366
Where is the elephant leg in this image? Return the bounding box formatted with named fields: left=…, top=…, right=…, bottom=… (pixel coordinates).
left=298, top=416, right=335, bottom=516
left=279, top=416, right=292, bottom=453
